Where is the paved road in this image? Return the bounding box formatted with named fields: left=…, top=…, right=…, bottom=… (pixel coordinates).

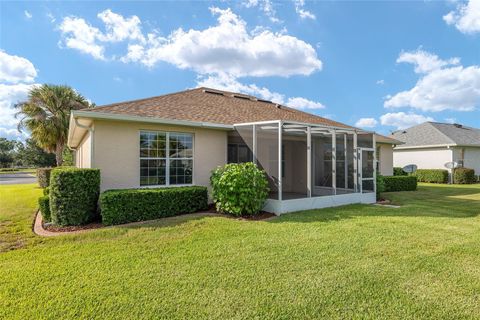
left=0, top=172, right=37, bottom=185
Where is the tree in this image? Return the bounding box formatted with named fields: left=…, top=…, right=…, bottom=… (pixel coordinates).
left=14, top=138, right=56, bottom=168
left=15, top=84, right=93, bottom=166
left=0, top=138, right=15, bottom=168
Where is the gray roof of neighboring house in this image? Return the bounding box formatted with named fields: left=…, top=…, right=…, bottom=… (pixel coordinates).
left=391, top=122, right=480, bottom=149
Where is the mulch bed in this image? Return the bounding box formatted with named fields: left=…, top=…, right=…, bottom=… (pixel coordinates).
left=41, top=208, right=275, bottom=233
left=43, top=221, right=103, bottom=232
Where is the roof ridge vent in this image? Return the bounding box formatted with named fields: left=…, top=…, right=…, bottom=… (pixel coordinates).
left=453, top=123, right=463, bottom=128
left=203, top=89, right=225, bottom=96
left=257, top=99, right=273, bottom=104
left=232, top=94, right=252, bottom=101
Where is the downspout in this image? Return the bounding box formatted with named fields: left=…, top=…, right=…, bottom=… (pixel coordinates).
left=74, top=117, right=95, bottom=168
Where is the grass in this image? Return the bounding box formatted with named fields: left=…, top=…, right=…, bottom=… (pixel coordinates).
left=0, top=168, right=36, bottom=175
left=1, top=183, right=480, bottom=319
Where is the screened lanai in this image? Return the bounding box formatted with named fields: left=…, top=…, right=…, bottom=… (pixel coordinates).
left=228, top=120, right=377, bottom=214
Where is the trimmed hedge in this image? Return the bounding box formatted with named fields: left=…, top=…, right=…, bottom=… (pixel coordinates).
left=454, top=168, right=476, bottom=184
left=393, top=167, right=408, bottom=176
left=37, top=168, right=52, bottom=188
left=210, top=163, right=269, bottom=216
left=383, top=176, right=417, bottom=192
left=413, top=169, right=449, bottom=183
left=50, top=168, right=100, bottom=226
left=100, top=186, right=208, bottom=226
left=38, top=195, right=51, bottom=222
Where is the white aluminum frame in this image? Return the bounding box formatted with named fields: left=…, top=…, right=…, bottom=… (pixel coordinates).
left=233, top=120, right=376, bottom=214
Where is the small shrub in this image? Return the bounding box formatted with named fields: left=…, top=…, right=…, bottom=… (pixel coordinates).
left=37, top=168, right=52, bottom=188
left=210, top=162, right=269, bottom=216
left=43, top=187, right=50, bottom=196
left=413, top=169, right=448, bottom=183
left=50, top=168, right=100, bottom=226
left=454, top=168, right=476, bottom=184
left=38, top=195, right=51, bottom=222
left=100, top=186, right=208, bottom=226
left=383, top=176, right=417, bottom=192
left=393, top=167, right=408, bottom=176
left=376, top=174, right=385, bottom=200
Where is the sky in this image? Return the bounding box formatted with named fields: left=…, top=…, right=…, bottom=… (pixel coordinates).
left=1, top=0, right=479, bottom=140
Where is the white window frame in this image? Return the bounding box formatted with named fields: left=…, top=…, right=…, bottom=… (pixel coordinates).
left=139, top=130, right=195, bottom=187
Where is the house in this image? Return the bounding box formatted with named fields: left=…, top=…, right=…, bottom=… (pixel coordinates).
left=391, top=122, right=480, bottom=178
left=68, top=88, right=397, bottom=215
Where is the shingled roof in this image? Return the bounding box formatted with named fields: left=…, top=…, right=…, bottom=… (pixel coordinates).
left=391, top=122, right=480, bottom=148
left=81, top=87, right=352, bottom=129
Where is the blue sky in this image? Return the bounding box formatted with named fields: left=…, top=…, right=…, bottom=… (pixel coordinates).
left=1, top=0, right=479, bottom=139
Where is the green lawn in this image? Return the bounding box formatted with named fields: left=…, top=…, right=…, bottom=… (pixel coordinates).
left=0, top=168, right=36, bottom=175
left=1, top=183, right=480, bottom=319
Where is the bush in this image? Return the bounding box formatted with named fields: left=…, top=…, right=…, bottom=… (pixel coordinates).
left=37, top=168, right=52, bottom=188
left=383, top=176, right=417, bottom=192
left=376, top=174, right=385, bottom=200
left=454, top=168, right=476, bottom=184
left=413, top=169, right=448, bottom=183
left=43, top=187, right=50, bottom=196
left=50, top=168, right=100, bottom=226
left=210, top=162, right=269, bottom=216
left=393, top=167, right=408, bottom=176
left=38, top=195, right=51, bottom=222
left=100, top=186, right=208, bottom=226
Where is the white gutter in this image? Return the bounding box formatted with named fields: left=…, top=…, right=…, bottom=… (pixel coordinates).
left=74, top=117, right=94, bottom=168
left=72, top=110, right=234, bottom=130
left=394, top=144, right=456, bottom=150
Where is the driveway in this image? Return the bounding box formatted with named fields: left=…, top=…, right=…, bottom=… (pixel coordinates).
left=0, top=173, right=37, bottom=185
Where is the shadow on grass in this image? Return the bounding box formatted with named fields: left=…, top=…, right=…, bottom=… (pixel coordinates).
left=268, top=184, right=480, bottom=224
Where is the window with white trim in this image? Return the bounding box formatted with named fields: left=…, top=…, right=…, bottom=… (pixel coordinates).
left=140, top=131, right=193, bottom=186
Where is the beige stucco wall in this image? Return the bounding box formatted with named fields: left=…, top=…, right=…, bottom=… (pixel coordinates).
left=92, top=120, right=228, bottom=192
left=393, top=147, right=453, bottom=170
left=378, top=143, right=394, bottom=176
left=75, top=131, right=91, bottom=168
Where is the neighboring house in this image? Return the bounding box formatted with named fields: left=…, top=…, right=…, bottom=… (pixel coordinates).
left=68, top=88, right=393, bottom=214
left=391, top=122, right=480, bottom=178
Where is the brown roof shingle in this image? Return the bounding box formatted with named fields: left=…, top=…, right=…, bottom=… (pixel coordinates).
left=84, top=87, right=352, bottom=129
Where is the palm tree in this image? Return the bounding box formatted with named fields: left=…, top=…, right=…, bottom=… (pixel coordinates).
left=15, top=84, right=93, bottom=166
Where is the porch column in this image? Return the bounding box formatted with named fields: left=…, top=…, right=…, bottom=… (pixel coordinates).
left=278, top=121, right=282, bottom=201
left=353, top=131, right=358, bottom=193
left=307, top=126, right=312, bottom=197
left=373, top=133, right=377, bottom=194
left=252, top=124, right=257, bottom=164
left=332, top=130, right=336, bottom=195
left=344, top=134, right=348, bottom=189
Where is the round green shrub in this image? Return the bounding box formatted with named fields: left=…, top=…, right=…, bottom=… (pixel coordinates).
left=454, top=168, right=476, bottom=184
left=50, top=167, right=100, bottom=226
left=210, top=162, right=269, bottom=216
left=38, top=195, right=51, bottom=222
left=37, top=168, right=52, bottom=188
left=376, top=174, right=385, bottom=200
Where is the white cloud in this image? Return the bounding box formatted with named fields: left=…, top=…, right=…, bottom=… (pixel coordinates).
left=376, top=79, right=385, bottom=85
left=0, top=50, right=37, bottom=83
left=58, top=9, right=145, bottom=60
left=396, top=49, right=459, bottom=74
left=443, top=0, right=480, bottom=34
left=123, top=7, right=322, bottom=78
left=24, top=10, right=32, bottom=19
left=294, top=0, right=316, bottom=20
left=0, top=52, right=39, bottom=140
left=243, top=0, right=281, bottom=23
left=96, top=9, right=145, bottom=43
left=58, top=16, right=105, bottom=60
left=355, top=118, right=378, bottom=128
left=380, top=112, right=434, bottom=129
left=46, top=12, right=56, bottom=23
left=196, top=73, right=325, bottom=110
left=444, top=117, right=457, bottom=123
left=286, top=97, right=324, bottom=110
left=385, top=50, right=480, bottom=112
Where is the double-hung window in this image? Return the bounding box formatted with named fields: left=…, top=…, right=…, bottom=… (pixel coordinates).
left=140, top=131, right=193, bottom=186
